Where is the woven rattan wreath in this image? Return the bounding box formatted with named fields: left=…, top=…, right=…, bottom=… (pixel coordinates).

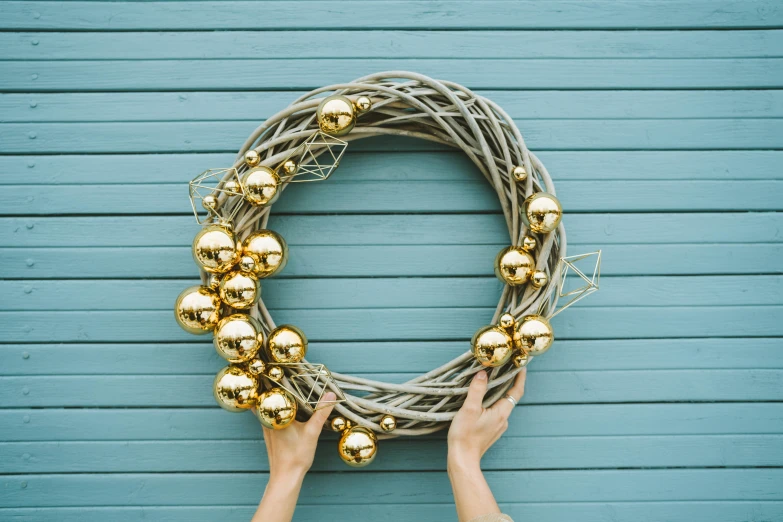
left=174, top=71, right=600, bottom=467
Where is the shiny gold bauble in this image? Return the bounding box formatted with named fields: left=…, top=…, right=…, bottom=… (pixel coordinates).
left=522, top=235, right=537, bottom=251
left=531, top=270, right=548, bottom=289
left=256, top=387, right=297, bottom=430
left=282, top=159, right=298, bottom=177
left=316, top=95, right=356, bottom=136
left=266, top=365, right=284, bottom=381
left=471, top=325, right=515, bottom=367
left=241, top=229, right=288, bottom=278
left=355, top=96, right=372, bottom=114
left=513, top=352, right=530, bottom=368
left=338, top=426, right=378, bottom=467
left=174, top=285, right=221, bottom=334
left=205, top=273, right=221, bottom=290
left=224, top=179, right=241, bottom=194
left=213, top=365, right=259, bottom=412
left=244, top=149, right=261, bottom=167
left=242, top=167, right=280, bottom=207
left=267, top=324, right=307, bottom=364
left=246, top=359, right=266, bottom=375
left=498, top=312, right=516, bottom=331
left=218, top=269, right=260, bottom=309
left=238, top=255, right=256, bottom=273
left=522, top=192, right=563, bottom=234
left=517, top=315, right=554, bottom=356
left=213, top=313, right=264, bottom=363
left=192, top=224, right=240, bottom=274
left=379, top=414, right=397, bottom=432
left=511, top=165, right=528, bottom=181
left=494, top=246, right=535, bottom=286
left=331, top=416, right=347, bottom=432
left=201, top=194, right=219, bottom=211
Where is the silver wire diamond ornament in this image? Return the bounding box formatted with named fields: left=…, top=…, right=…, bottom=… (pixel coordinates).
left=277, top=132, right=348, bottom=183
left=276, top=362, right=347, bottom=411
left=188, top=168, right=245, bottom=224
left=549, top=250, right=602, bottom=319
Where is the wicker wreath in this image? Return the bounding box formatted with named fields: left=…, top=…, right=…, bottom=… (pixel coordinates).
left=174, top=71, right=597, bottom=467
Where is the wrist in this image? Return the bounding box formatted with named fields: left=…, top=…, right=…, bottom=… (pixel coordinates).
left=447, top=449, right=481, bottom=475
left=269, top=466, right=307, bottom=487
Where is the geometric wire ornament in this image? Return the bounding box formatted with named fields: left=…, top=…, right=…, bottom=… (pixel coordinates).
left=277, top=131, right=348, bottom=183
left=548, top=250, right=602, bottom=319
left=188, top=167, right=245, bottom=224
left=276, top=362, right=347, bottom=411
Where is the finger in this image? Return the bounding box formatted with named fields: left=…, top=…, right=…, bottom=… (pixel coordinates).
left=462, top=370, right=488, bottom=413
left=305, top=391, right=337, bottom=434
left=489, top=367, right=526, bottom=418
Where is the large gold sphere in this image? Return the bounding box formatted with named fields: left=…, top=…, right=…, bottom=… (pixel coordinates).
left=379, top=414, right=397, bottom=432
left=517, top=315, right=554, bottom=356
left=213, top=365, right=259, bottom=412
left=192, top=224, right=239, bottom=274
left=471, top=325, right=514, bottom=367
left=494, top=246, right=535, bottom=286
left=174, top=285, right=221, bottom=334
left=522, top=192, right=563, bottom=234
left=242, top=166, right=280, bottom=207
left=338, top=426, right=378, bottom=467
left=316, top=95, right=356, bottom=136
left=256, top=388, right=297, bottom=430
left=267, top=324, right=307, bottom=364
left=241, top=229, right=288, bottom=278
left=213, top=313, right=264, bottom=363
left=218, top=269, right=260, bottom=309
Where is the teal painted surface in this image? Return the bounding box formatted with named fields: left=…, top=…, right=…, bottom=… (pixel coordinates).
left=1, top=1, right=782, bottom=520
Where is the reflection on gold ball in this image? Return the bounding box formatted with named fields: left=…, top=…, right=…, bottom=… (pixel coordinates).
left=213, top=365, right=259, bottom=412
left=201, top=194, right=219, bottom=211
left=282, top=159, right=298, bottom=177
left=238, top=255, right=256, bottom=273
left=522, top=235, right=537, bottom=251
left=511, top=165, right=527, bottom=181
left=316, top=95, right=356, bottom=136
left=498, top=313, right=516, bottom=331
left=224, top=180, right=241, bottom=194
left=174, top=285, right=221, bottom=334
left=331, top=416, right=347, bottom=432
left=471, top=325, right=514, bottom=367
left=193, top=224, right=239, bottom=274
left=355, top=96, right=372, bottom=114
left=218, top=269, right=260, bottom=309
left=266, top=365, right=284, bottom=381
left=379, top=414, right=397, bottom=432
left=513, top=352, right=530, bottom=368
left=241, top=229, right=288, bottom=278
left=256, top=388, right=297, bottom=430
left=214, top=313, right=264, bottom=363
left=242, top=167, right=279, bottom=207
left=338, top=426, right=378, bottom=467
left=494, top=246, right=535, bottom=286
left=247, top=359, right=266, bottom=375
left=267, top=324, right=307, bottom=363
left=531, top=270, right=548, bottom=289
left=523, top=192, right=563, bottom=234
left=517, top=315, right=554, bottom=356
left=244, top=150, right=261, bottom=167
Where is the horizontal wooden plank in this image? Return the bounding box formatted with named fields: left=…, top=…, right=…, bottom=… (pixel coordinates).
left=3, top=59, right=783, bottom=91
left=4, top=30, right=782, bottom=60
left=5, top=91, right=783, bottom=122
left=3, top=1, right=782, bottom=30
left=3, top=338, right=782, bottom=376
left=2, top=470, right=782, bottom=507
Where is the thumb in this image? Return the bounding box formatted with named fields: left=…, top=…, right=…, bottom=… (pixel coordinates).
left=462, top=370, right=488, bottom=412
left=306, top=391, right=337, bottom=433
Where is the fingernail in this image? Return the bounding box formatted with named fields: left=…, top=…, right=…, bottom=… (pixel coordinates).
left=476, top=371, right=487, bottom=381
left=322, top=392, right=336, bottom=402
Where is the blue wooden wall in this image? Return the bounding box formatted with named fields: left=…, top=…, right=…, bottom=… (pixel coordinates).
left=1, top=1, right=782, bottom=520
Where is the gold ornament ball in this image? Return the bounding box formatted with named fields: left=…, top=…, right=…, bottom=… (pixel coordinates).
left=517, top=315, right=555, bottom=356
left=201, top=194, right=220, bottom=211
left=247, top=359, right=266, bottom=376
left=174, top=285, right=221, bottom=334
left=513, top=352, right=530, bottom=368
left=266, top=365, right=284, bottom=381
left=531, top=270, right=548, bottom=289
left=338, top=426, right=378, bottom=467
left=511, top=165, right=528, bottom=182
left=213, top=313, right=264, bottom=363
left=224, top=179, right=241, bottom=194
left=355, top=96, right=372, bottom=114
left=267, top=324, right=308, bottom=364
left=523, top=192, right=563, bottom=234
left=192, top=224, right=240, bottom=274
left=238, top=255, right=256, bottom=273
left=522, top=235, right=537, bottom=251
left=241, top=229, right=288, bottom=278
left=242, top=166, right=280, bottom=207
left=213, top=365, right=259, bottom=412
left=379, top=414, right=397, bottom=432
left=494, top=246, right=536, bottom=286
left=256, top=388, right=297, bottom=430
left=498, top=312, right=516, bottom=331
left=471, top=325, right=514, bottom=367
left=218, top=269, right=260, bottom=309
left=316, top=95, right=356, bottom=136
left=331, top=416, right=347, bottom=432
left=282, top=159, right=298, bottom=177
left=206, top=273, right=221, bottom=290
left=244, top=149, right=261, bottom=167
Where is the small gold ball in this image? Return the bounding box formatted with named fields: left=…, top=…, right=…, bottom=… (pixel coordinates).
left=256, top=388, right=297, bottom=430
left=213, top=313, right=264, bottom=363
left=282, top=159, right=298, bottom=177
left=205, top=274, right=221, bottom=290
left=192, top=224, right=240, bottom=274
left=241, top=229, right=288, bottom=278
left=244, top=150, right=261, bottom=167
left=379, top=414, right=397, bottom=432
left=266, top=365, right=284, bottom=381
left=316, top=95, right=356, bottom=136
left=224, top=180, right=241, bottom=194
left=174, top=285, right=221, bottom=334
left=218, top=269, right=260, bottom=309
left=238, top=255, right=256, bottom=273
left=246, top=359, right=266, bottom=376
left=242, top=167, right=279, bottom=207
left=511, top=165, right=527, bottom=181
left=213, top=365, right=259, bottom=412
left=331, top=416, right=347, bottom=432
left=513, top=352, right=530, bottom=368
left=355, top=96, right=372, bottom=114
left=523, top=192, right=563, bottom=234
left=498, top=313, right=516, bottom=331
left=201, top=194, right=220, bottom=211
left=531, top=270, right=548, bottom=289
left=338, top=426, right=378, bottom=467
left=522, top=235, right=537, bottom=251
left=517, top=315, right=554, bottom=356
left=494, top=246, right=535, bottom=286
left=471, top=325, right=514, bottom=367
left=267, top=324, right=307, bottom=364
